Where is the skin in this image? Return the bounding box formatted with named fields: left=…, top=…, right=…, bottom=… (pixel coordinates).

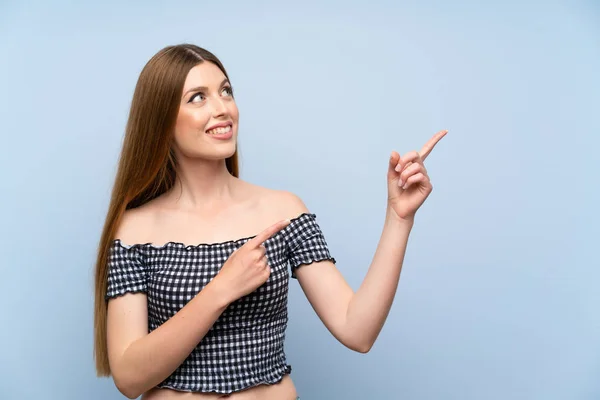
left=106, top=61, right=447, bottom=399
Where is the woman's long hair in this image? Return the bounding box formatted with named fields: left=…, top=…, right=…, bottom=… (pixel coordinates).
left=93, top=44, right=238, bottom=376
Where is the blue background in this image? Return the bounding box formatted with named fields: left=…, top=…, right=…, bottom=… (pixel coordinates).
left=1, top=1, right=598, bottom=399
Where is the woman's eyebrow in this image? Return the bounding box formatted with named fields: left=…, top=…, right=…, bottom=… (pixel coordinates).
left=183, top=78, right=230, bottom=97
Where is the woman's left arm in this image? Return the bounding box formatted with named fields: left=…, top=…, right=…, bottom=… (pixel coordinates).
left=295, top=130, right=448, bottom=353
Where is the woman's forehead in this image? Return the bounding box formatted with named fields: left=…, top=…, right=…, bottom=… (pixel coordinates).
left=183, top=62, right=227, bottom=91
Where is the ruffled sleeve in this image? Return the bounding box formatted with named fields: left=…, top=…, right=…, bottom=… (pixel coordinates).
left=286, top=214, right=336, bottom=278
left=105, top=240, right=148, bottom=299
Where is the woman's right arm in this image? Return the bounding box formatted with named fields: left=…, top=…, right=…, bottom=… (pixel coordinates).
left=107, top=282, right=229, bottom=399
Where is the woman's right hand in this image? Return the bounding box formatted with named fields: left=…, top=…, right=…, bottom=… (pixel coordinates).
left=210, top=219, right=291, bottom=304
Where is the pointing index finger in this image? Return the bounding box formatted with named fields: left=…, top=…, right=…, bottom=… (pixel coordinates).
left=419, top=129, right=448, bottom=160
left=248, top=219, right=291, bottom=248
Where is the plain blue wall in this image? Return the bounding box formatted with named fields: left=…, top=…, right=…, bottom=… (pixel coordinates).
left=1, top=1, right=598, bottom=399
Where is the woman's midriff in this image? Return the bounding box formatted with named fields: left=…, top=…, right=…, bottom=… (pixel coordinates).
left=141, top=374, right=297, bottom=400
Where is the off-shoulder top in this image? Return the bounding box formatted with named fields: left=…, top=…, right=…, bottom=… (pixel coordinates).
left=105, top=213, right=335, bottom=394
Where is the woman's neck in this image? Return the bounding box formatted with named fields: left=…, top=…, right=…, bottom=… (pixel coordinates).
left=164, top=157, right=238, bottom=211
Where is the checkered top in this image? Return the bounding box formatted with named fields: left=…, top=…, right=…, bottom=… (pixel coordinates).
left=105, top=213, right=335, bottom=394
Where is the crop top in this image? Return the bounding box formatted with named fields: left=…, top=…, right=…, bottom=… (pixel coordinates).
left=105, top=213, right=335, bottom=394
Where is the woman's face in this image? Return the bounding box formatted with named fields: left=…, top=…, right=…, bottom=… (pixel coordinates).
left=173, top=61, right=239, bottom=162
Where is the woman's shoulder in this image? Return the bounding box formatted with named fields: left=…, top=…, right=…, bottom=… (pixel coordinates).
left=245, top=182, right=310, bottom=222
left=113, top=201, right=160, bottom=245
left=113, top=181, right=313, bottom=245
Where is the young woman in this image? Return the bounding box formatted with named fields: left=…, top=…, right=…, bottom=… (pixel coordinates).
left=93, top=43, right=446, bottom=399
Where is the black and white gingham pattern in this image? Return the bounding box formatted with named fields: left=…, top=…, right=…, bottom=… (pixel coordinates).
left=106, top=213, right=335, bottom=394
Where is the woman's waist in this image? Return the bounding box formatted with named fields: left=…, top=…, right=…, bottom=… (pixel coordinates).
left=142, top=374, right=297, bottom=400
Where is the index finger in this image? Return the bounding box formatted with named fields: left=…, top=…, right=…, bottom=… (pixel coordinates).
left=419, top=129, right=448, bottom=160
left=247, top=219, right=291, bottom=247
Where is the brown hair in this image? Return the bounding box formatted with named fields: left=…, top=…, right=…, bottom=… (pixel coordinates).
left=93, top=44, right=238, bottom=376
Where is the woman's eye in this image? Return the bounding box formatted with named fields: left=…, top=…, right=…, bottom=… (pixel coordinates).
left=190, top=93, right=205, bottom=103
left=222, top=86, right=233, bottom=97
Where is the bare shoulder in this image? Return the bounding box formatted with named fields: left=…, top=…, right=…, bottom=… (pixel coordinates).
left=113, top=201, right=159, bottom=245
left=251, top=185, right=310, bottom=221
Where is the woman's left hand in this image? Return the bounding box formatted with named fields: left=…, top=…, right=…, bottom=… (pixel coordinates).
left=386, top=130, right=448, bottom=221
